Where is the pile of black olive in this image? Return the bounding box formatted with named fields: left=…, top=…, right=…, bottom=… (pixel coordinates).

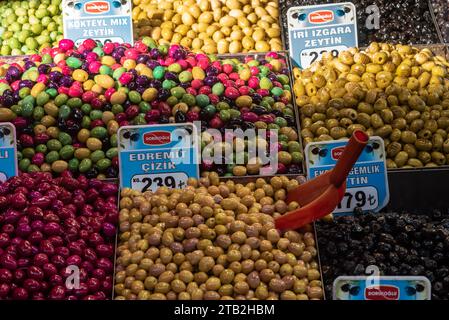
left=279, top=0, right=440, bottom=48
left=431, top=0, right=449, bottom=43
left=316, top=210, right=449, bottom=300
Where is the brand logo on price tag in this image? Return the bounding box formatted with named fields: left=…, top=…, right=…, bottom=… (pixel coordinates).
left=309, top=10, right=334, bottom=24
left=63, top=0, right=133, bottom=45
left=333, top=276, right=431, bottom=300
left=287, top=2, right=358, bottom=68
left=305, top=136, right=389, bottom=215
left=365, top=285, right=399, bottom=300
left=85, top=1, right=110, bottom=14
left=143, top=131, right=171, bottom=146
left=0, top=123, right=18, bottom=183
left=117, top=124, right=200, bottom=193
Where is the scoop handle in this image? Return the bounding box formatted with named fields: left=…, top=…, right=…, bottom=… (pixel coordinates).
left=330, top=130, right=369, bottom=187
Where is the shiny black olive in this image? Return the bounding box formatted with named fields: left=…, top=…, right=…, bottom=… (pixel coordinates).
left=85, top=167, right=99, bottom=179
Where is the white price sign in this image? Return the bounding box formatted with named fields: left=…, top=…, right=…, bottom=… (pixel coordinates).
left=300, top=45, right=348, bottom=68
left=131, top=172, right=189, bottom=193
left=334, top=186, right=378, bottom=214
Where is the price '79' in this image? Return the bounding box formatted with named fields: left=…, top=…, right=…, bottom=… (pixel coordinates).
left=334, top=186, right=378, bottom=214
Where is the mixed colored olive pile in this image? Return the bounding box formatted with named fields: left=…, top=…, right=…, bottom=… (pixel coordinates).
left=0, top=38, right=301, bottom=177
left=115, top=174, right=323, bottom=300
left=317, top=210, right=449, bottom=300
left=133, top=0, right=282, bottom=54
left=294, top=42, right=449, bottom=169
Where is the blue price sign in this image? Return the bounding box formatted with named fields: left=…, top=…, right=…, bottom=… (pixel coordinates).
left=118, top=124, right=199, bottom=192
left=333, top=276, right=431, bottom=300
left=305, top=136, right=389, bottom=215
left=0, top=123, right=18, bottom=183
left=287, top=2, right=358, bottom=68
left=63, top=0, right=133, bottom=45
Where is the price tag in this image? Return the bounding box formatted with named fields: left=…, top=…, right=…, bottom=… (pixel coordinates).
left=117, top=124, right=199, bottom=192
left=0, top=123, right=18, bottom=183
left=131, top=173, right=189, bottom=193
left=305, top=136, right=389, bottom=215
left=333, top=276, right=431, bottom=300
left=287, top=2, right=358, bottom=68
left=299, top=45, right=346, bottom=68
left=62, top=0, right=133, bottom=45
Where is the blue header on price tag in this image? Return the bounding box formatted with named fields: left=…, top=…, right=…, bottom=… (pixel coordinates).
left=0, top=123, right=18, bottom=183
left=333, top=276, right=431, bottom=300
left=118, top=124, right=199, bottom=192
left=287, top=2, right=358, bottom=68
left=63, top=0, right=133, bottom=45
left=305, top=137, right=389, bottom=215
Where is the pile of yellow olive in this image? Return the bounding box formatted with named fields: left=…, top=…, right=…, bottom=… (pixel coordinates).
left=132, top=0, right=282, bottom=54
left=294, top=43, right=449, bottom=169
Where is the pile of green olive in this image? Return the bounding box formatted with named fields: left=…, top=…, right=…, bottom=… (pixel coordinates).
left=0, top=0, right=63, bottom=55
left=114, top=173, right=323, bottom=300
left=294, top=43, right=449, bottom=168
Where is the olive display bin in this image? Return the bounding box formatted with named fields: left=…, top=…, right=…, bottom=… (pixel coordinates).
left=113, top=175, right=327, bottom=300
left=279, top=0, right=444, bottom=51
left=213, top=51, right=306, bottom=176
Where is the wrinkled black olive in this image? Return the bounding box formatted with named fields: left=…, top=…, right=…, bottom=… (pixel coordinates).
left=317, top=211, right=449, bottom=299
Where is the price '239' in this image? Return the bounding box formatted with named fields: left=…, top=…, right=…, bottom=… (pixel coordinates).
left=308, top=49, right=339, bottom=64
left=142, top=176, right=176, bottom=192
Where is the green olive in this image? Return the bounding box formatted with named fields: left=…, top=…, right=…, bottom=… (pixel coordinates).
left=394, top=151, right=409, bottom=167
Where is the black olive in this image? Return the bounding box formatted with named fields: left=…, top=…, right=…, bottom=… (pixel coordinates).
left=103, top=103, right=112, bottom=112
left=175, top=111, right=186, bottom=123
left=271, top=110, right=283, bottom=117
left=252, top=106, right=268, bottom=115
left=242, top=122, right=255, bottom=130
left=66, top=122, right=80, bottom=136
left=353, top=207, right=364, bottom=216
left=72, top=108, right=83, bottom=122
left=105, top=166, right=118, bottom=178
left=159, top=115, right=169, bottom=124
left=57, top=118, right=67, bottom=131
left=215, top=165, right=227, bottom=176
left=85, top=167, right=99, bottom=179
left=284, top=115, right=296, bottom=127
left=350, top=224, right=364, bottom=238
left=101, top=136, right=111, bottom=149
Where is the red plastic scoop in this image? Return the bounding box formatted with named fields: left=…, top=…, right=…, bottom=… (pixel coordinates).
left=275, top=130, right=369, bottom=231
